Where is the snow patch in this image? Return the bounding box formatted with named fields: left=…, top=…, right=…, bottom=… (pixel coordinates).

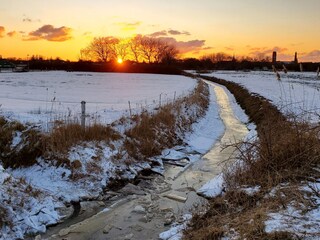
left=159, top=214, right=192, bottom=240
left=197, top=173, right=225, bottom=198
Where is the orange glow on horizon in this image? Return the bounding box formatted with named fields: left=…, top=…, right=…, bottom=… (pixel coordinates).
left=1, top=1, right=320, bottom=62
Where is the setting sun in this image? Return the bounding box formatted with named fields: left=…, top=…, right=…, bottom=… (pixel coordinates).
left=117, top=58, right=123, bottom=64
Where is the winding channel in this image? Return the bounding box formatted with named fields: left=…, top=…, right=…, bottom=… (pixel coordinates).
left=44, top=81, right=248, bottom=240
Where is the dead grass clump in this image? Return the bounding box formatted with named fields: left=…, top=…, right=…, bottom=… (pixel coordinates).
left=86, top=161, right=102, bottom=174
left=185, top=191, right=279, bottom=240
left=1, top=122, right=45, bottom=169
left=184, top=225, right=224, bottom=240
left=224, top=189, right=262, bottom=208
left=0, top=205, right=11, bottom=229
left=1, top=116, right=122, bottom=168
left=124, top=107, right=178, bottom=159
left=263, top=231, right=297, bottom=240
left=225, top=117, right=320, bottom=189
left=46, top=123, right=121, bottom=154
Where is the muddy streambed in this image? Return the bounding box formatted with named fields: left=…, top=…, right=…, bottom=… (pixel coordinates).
left=41, top=82, right=248, bottom=240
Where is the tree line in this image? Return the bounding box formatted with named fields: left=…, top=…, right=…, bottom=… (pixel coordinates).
left=80, top=35, right=178, bottom=64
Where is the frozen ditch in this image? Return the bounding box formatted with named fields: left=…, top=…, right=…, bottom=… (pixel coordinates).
left=42, top=82, right=249, bottom=240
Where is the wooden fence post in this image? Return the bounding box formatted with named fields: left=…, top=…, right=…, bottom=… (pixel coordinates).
left=128, top=101, right=132, bottom=117
left=81, top=101, right=86, bottom=128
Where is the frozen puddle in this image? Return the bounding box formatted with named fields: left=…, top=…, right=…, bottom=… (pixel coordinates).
left=44, top=82, right=248, bottom=240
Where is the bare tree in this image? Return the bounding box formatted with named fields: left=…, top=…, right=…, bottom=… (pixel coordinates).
left=254, top=53, right=267, bottom=62
left=156, top=41, right=179, bottom=64
left=129, top=35, right=143, bottom=62
left=215, top=52, right=229, bottom=62
left=200, top=53, right=217, bottom=63
left=113, top=39, right=129, bottom=61
left=139, top=37, right=178, bottom=63
left=140, top=36, right=158, bottom=63
left=81, top=37, right=119, bottom=62
left=81, top=35, right=178, bottom=63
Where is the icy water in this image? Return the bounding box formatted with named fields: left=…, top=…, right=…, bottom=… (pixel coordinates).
left=43, top=82, right=248, bottom=240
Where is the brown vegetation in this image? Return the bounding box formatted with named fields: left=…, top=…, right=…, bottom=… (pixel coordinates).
left=0, top=117, right=44, bottom=168
left=184, top=74, right=320, bottom=239
left=124, top=80, right=209, bottom=160
left=46, top=123, right=121, bottom=155
left=0, top=80, right=209, bottom=171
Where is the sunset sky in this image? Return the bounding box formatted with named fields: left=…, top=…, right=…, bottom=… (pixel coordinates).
left=1, top=0, right=320, bottom=62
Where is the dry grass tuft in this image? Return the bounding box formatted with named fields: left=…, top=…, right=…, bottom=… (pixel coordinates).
left=45, top=123, right=121, bottom=155
left=0, top=205, right=12, bottom=229
left=225, top=116, right=320, bottom=190
left=0, top=117, right=44, bottom=168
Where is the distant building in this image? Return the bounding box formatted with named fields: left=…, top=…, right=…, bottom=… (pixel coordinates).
left=272, top=51, right=277, bottom=63
left=0, top=59, right=28, bottom=72
left=294, top=52, right=298, bottom=63
left=0, top=59, right=15, bottom=72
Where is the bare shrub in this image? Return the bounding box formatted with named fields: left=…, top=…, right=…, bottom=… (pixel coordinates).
left=225, top=117, right=320, bottom=191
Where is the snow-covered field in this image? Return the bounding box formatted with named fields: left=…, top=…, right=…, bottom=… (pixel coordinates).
left=2, top=70, right=318, bottom=239
left=205, top=71, right=320, bottom=122
left=0, top=72, right=228, bottom=239
left=0, top=71, right=196, bottom=130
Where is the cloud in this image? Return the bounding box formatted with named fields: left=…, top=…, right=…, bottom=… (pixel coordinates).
left=115, top=21, right=141, bottom=31
left=290, top=42, right=303, bottom=47
left=303, top=50, right=320, bottom=58
left=0, top=26, right=5, bottom=38
left=158, top=37, right=206, bottom=54
left=149, top=30, right=168, bottom=37
left=271, top=46, right=288, bottom=53
left=23, top=18, right=32, bottom=22
left=22, top=16, right=41, bottom=23
left=250, top=47, right=265, bottom=51
left=25, top=25, right=72, bottom=42
left=225, top=47, right=234, bottom=51
left=249, top=46, right=288, bottom=58
left=168, top=30, right=190, bottom=36
left=300, top=50, right=320, bottom=62
left=276, top=53, right=296, bottom=61
left=7, top=31, right=17, bottom=37
left=149, top=29, right=191, bottom=37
